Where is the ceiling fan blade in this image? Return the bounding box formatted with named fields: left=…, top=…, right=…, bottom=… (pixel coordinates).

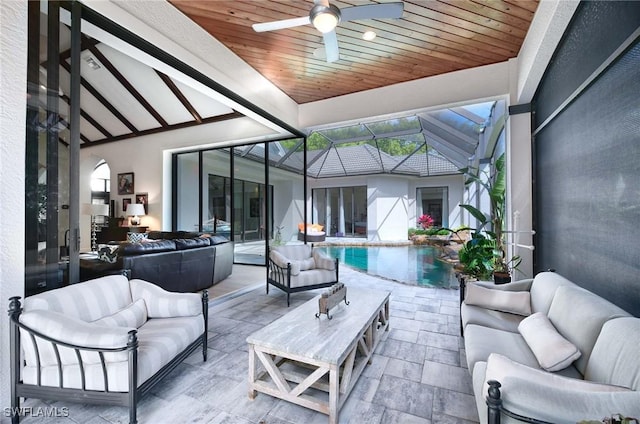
left=340, top=2, right=404, bottom=22
left=323, top=30, right=340, bottom=63
left=252, top=16, right=310, bottom=32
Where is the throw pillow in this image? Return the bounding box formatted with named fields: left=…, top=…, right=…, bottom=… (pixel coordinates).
left=127, top=232, right=148, bottom=243
left=298, top=257, right=316, bottom=270
left=92, top=298, right=148, bottom=329
left=518, top=312, right=582, bottom=372
left=97, top=244, right=119, bottom=263
left=313, top=249, right=336, bottom=270
left=270, top=250, right=300, bottom=275
left=464, top=283, right=532, bottom=316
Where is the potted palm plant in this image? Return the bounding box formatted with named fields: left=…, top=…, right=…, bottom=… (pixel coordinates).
left=459, top=153, right=519, bottom=284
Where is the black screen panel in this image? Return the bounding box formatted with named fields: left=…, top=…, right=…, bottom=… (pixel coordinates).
left=535, top=39, right=640, bottom=316
left=535, top=1, right=640, bottom=127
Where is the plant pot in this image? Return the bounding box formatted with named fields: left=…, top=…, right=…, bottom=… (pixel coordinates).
left=493, top=271, right=511, bottom=285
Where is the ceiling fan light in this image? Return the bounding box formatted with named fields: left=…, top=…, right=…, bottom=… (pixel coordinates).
left=310, top=4, right=341, bottom=33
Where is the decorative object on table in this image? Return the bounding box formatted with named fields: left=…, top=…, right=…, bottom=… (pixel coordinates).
left=117, top=172, right=134, bottom=195
left=83, top=203, right=109, bottom=252
left=135, top=192, right=148, bottom=214
left=126, top=203, right=146, bottom=226
left=316, top=282, right=349, bottom=319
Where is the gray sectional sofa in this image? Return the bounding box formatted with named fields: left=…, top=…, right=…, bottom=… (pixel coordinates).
left=460, top=271, right=640, bottom=423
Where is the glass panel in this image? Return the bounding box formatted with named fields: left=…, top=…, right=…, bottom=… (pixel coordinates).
left=176, top=152, right=199, bottom=231
left=366, top=116, right=422, bottom=137
left=417, top=187, right=447, bottom=228
left=233, top=144, right=267, bottom=264
left=313, top=188, right=327, bottom=229
left=318, top=123, right=372, bottom=142
left=25, top=2, right=72, bottom=295
left=233, top=178, right=244, bottom=241
left=354, top=186, right=367, bottom=237
left=270, top=138, right=304, bottom=246
left=202, top=149, right=231, bottom=237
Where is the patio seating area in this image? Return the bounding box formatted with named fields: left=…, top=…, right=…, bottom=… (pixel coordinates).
left=18, top=265, right=477, bottom=423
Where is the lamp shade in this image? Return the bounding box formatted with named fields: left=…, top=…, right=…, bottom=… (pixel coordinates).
left=126, top=203, right=146, bottom=217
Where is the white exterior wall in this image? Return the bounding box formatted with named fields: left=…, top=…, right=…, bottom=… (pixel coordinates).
left=1, top=1, right=28, bottom=420
left=366, top=176, right=409, bottom=241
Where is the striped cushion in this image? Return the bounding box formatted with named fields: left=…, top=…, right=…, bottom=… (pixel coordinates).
left=272, top=244, right=312, bottom=261
left=288, top=269, right=337, bottom=289
left=20, top=310, right=132, bottom=366
left=23, top=275, right=132, bottom=321
left=129, top=279, right=202, bottom=318
left=93, top=299, right=147, bottom=329
left=21, top=315, right=205, bottom=391
left=313, top=249, right=335, bottom=270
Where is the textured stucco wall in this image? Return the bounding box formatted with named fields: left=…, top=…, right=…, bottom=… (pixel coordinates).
left=0, top=1, right=27, bottom=421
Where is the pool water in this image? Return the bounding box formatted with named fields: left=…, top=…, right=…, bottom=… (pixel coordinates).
left=317, top=245, right=455, bottom=288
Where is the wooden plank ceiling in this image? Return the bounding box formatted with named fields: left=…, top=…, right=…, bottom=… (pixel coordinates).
left=169, top=0, right=539, bottom=104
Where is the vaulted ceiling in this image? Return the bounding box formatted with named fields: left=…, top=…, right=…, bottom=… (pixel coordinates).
left=42, top=1, right=538, bottom=150
left=169, top=0, right=539, bottom=104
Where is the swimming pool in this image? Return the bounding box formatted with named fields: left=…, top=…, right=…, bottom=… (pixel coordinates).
left=317, top=245, right=455, bottom=288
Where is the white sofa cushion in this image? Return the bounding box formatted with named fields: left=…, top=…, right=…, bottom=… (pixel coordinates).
left=473, top=354, right=639, bottom=424
left=129, top=279, right=202, bottom=318
left=23, top=275, right=132, bottom=321
left=585, top=317, right=640, bottom=391
left=465, top=283, right=532, bottom=316
left=484, top=353, right=629, bottom=399
left=93, top=299, right=148, bottom=329
left=518, top=312, right=581, bottom=372
left=272, top=244, right=312, bottom=261
left=547, top=286, right=630, bottom=374
left=288, top=269, right=338, bottom=289
left=270, top=249, right=301, bottom=275
left=21, top=315, right=205, bottom=392
left=20, top=309, right=132, bottom=366
left=313, top=249, right=335, bottom=271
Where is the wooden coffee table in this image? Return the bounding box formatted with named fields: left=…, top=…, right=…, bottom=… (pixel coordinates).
left=247, top=288, right=390, bottom=424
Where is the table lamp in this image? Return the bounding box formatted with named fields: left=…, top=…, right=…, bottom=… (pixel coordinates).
left=126, top=203, right=146, bottom=226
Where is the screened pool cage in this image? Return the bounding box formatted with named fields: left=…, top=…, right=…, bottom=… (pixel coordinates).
left=234, top=101, right=498, bottom=179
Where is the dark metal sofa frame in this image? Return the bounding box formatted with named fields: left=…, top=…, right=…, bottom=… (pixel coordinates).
left=8, top=291, right=209, bottom=424
left=267, top=254, right=339, bottom=307
left=486, top=380, right=555, bottom=424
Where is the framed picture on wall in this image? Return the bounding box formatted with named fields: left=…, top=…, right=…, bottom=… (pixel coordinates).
left=117, top=172, right=134, bottom=195
left=122, top=198, right=132, bottom=212
left=136, top=192, right=148, bottom=214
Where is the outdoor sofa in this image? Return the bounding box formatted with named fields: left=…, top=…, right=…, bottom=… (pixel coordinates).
left=8, top=274, right=208, bottom=424
left=460, top=271, right=640, bottom=423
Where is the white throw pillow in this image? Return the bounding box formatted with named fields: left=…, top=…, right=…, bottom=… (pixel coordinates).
left=269, top=250, right=300, bottom=275
left=93, top=299, right=148, bottom=329
left=518, top=312, right=581, bottom=371
left=297, top=257, right=316, bottom=271
left=313, top=249, right=336, bottom=270
left=465, top=283, right=532, bottom=316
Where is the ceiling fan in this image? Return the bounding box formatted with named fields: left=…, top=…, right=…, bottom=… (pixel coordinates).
left=252, top=0, right=404, bottom=63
